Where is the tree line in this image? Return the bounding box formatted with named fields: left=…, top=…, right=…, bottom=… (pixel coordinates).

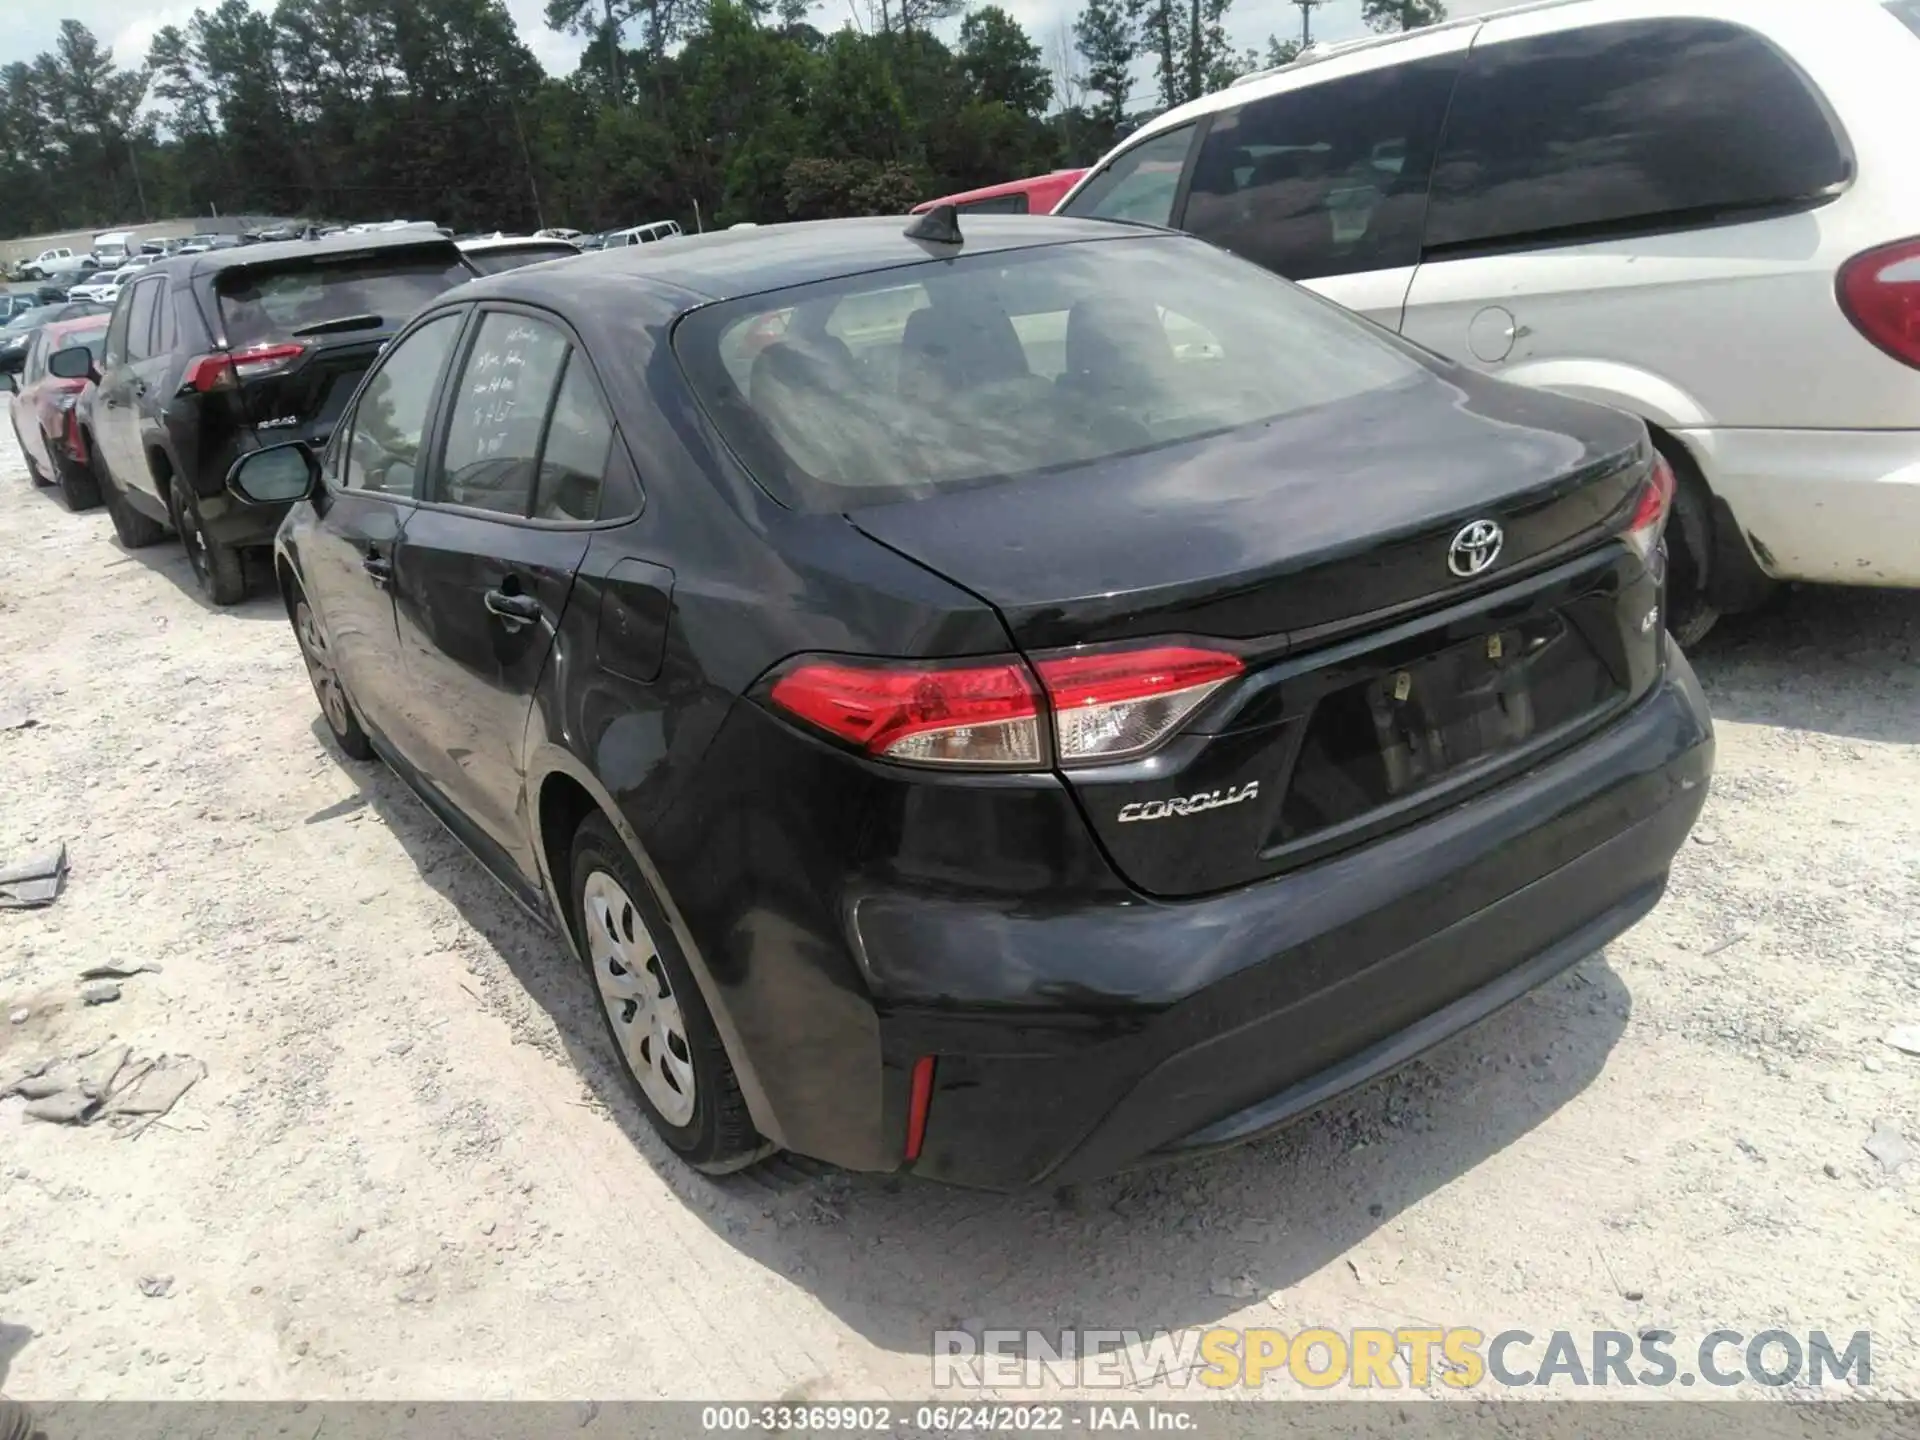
left=0, top=0, right=1444, bottom=243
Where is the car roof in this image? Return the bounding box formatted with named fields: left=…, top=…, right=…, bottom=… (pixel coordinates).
left=457, top=236, right=578, bottom=253
left=146, top=228, right=463, bottom=283
left=43, top=314, right=108, bottom=341
left=911, top=170, right=1089, bottom=214
left=457, top=214, right=1156, bottom=306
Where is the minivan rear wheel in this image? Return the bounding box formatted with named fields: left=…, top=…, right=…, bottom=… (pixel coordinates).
left=567, top=813, right=765, bottom=1174
left=1655, top=439, right=1719, bottom=648
left=168, top=483, right=247, bottom=606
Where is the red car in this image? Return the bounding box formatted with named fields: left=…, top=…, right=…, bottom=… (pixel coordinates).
left=911, top=169, right=1090, bottom=217
left=6, top=314, right=107, bottom=510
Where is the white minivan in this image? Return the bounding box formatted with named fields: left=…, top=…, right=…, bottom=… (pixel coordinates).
left=1058, top=0, right=1920, bottom=641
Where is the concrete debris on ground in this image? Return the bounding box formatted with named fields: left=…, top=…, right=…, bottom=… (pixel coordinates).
left=77, top=963, right=162, bottom=982
left=0, top=708, right=35, bottom=731
left=1863, top=1123, right=1912, bottom=1174
left=78, top=981, right=120, bottom=1006
left=0, top=843, right=66, bottom=909
left=1884, top=1024, right=1920, bottom=1056
left=1, top=1044, right=205, bottom=1136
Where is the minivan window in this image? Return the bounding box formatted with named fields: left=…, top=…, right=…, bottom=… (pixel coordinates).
left=1425, top=18, right=1851, bottom=253
left=1182, top=54, right=1462, bottom=281
left=1058, top=124, right=1197, bottom=228
left=675, top=235, right=1424, bottom=512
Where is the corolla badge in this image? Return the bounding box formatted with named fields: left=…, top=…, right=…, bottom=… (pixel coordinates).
left=1448, top=519, right=1504, bottom=578
left=1117, top=781, right=1260, bottom=824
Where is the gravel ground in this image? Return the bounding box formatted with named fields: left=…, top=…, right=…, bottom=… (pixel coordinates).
left=0, top=424, right=1916, bottom=1403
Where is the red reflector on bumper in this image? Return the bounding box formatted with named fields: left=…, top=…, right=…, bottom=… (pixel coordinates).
left=905, top=1055, right=936, bottom=1161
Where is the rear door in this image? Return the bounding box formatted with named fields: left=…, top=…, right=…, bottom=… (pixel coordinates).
left=388, top=307, right=610, bottom=890
left=302, top=310, right=468, bottom=750
left=210, top=245, right=474, bottom=452
left=94, top=281, right=154, bottom=494
left=1176, top=42, right=1465, bottom=331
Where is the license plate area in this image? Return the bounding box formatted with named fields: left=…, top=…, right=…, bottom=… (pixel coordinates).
left=1271, top=610, right=1622, bottom=849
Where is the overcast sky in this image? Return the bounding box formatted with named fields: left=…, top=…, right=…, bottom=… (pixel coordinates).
left=2, top=0, right=1519, bottom=85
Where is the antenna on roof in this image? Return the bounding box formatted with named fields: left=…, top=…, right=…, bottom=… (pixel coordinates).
left=904, top=203, right=963, bottom=246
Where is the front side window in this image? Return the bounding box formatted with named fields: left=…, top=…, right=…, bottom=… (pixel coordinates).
left=676, top=235, right=1424, bottom=512
left=1182, top=55, right=1462, bottom=281
left=433, top=313, right=571, bottom=515
left=1058, top=124, right=1198, bottom=228
left=342, top=313, right=463, bottom=497
left=1426, top=18, right=1851, bottom=252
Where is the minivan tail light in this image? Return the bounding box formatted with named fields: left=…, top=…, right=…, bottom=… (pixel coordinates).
left=1034, top=645, right=1245, bottom=765
left=1838, top=238, right=1920, bottom=369
left=1623, top=453, right=1677, bottom=563
left=182, top=341, right=307, bottom=393
left=768, top=657, right=1044, bottom=768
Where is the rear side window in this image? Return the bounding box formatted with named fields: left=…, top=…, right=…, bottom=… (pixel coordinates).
left=435, top=313, right=570, bottom=515
left=1059, top=124, right=1197, bottom=228
left=535, top=354, right=616, bottom=522
left=1426, top=18, right=1850, bottom=252
left=675, top=235, right=1424, bottom=511
left=216, top=251, right=471, bottom=347
left=125, top=280, right=162, bottom=363
left=1182, top=55, right=1462, bottom=281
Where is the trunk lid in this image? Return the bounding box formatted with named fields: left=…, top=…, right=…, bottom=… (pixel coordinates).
left=850, top=379, right=1665, bottom=897
left=235, top=335, right=389, bottom=448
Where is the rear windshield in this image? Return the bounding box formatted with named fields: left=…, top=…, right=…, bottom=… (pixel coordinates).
left=1886, top=0, right=1920, bottom=36
left=673, top=235, right=1424, bottom=511
left=463, top=243, right=578, bottom=276
left=215, top=251, right=471, bottom=346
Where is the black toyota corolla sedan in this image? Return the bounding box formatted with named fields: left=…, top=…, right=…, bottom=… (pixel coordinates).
left=232, top=213, right=1713, bottom=1189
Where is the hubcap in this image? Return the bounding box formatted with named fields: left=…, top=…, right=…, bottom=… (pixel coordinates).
left=581, top=870, right=696, bottom=1127
left=294, top=601, right=352, bottom=737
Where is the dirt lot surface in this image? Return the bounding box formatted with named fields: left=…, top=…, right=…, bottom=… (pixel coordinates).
left=0, top=427, right=1916, bottom=1404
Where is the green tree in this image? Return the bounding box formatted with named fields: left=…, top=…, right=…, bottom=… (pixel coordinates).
left=956, top=7, right=1051, bottom=117
left=1361, top=0, right=1447, bottom=32
left=1264, top=34, right=1301, bottom=65
left=1071, top=0, right=1137, bottom=129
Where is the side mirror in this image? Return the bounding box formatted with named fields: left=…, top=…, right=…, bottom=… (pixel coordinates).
left=47, top=346, right=95, bottom=382
left=228, top=442, right=318, bottom=505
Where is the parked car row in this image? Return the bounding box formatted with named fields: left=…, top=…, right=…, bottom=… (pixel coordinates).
left=6, top=2, right=1792, bottom=1191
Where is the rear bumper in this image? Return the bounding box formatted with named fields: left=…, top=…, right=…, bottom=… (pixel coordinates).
left=845, top=650, right=1711, bottom=1189
left=1678, top=426, right=1920, bottom=586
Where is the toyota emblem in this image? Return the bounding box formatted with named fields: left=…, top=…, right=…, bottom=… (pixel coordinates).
left=1448, top=519, right=1504, bottom=578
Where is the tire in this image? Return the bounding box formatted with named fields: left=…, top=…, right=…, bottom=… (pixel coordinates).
left=98, top=453, right=167, bottom=549
left=568, top=813, right=765, bottom=1174
left=167, top=482, right=247, bottom=606
left=291, top=590, right=374, bottom=761
left=13, top=418, right=49, bottom=486
left=0, top=1396, right=33, bottom=1440
left=51, top=438, right=100, bottom=510
left=1654, top=437, right=1720, bottom=649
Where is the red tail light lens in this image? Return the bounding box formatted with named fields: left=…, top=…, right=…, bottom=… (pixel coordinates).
left=904, top=1055, right=935, bottom=1162
left=182, top=342, right=307, bottom=393
left=1033, top=645, right=1244, bottom=765
left=768, top=643, right=1245, bottom=769
left=1624, top=452, right=1676, bottom=563
left=1838, top=238, right=1920, bottom=369
left=768, top=657, right=1043, bottom=768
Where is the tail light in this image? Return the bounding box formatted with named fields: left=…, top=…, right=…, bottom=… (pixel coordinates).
left=1623, top=452, right=1676, bottom=564
left=768, top=657, right=1044, bottom=768
left=182, top=341, right=307, bottom=393
left=1838, top=238, right=1920, bottom=369
left=1032, top=645, right=1244, bottom=764
left=767, top=642, right=1244, bottom=770
left=904, top=1055, right=935, bottom=1162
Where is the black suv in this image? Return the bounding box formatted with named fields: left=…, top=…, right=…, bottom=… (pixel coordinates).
left=77, top=231, right=475, bottom=603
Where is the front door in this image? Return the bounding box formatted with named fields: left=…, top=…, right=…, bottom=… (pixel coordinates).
left=301, top=310, right=466, bottom=749
left=388, top=309, right=613, bottom=891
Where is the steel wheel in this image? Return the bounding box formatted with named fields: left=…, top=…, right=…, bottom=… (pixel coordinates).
left=581, top=868, right=697, bottom=1127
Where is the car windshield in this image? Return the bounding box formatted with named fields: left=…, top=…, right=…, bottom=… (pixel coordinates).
left=215, top=251, right=471, bottom=346
left=673, top=234, right=1425, bottom=511
left=3, top=305, right=65, bottom=334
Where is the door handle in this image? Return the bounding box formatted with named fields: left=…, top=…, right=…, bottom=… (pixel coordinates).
left=362, top=549, right=391, bottom=587
left=483, top=588, right=541, bottom=628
